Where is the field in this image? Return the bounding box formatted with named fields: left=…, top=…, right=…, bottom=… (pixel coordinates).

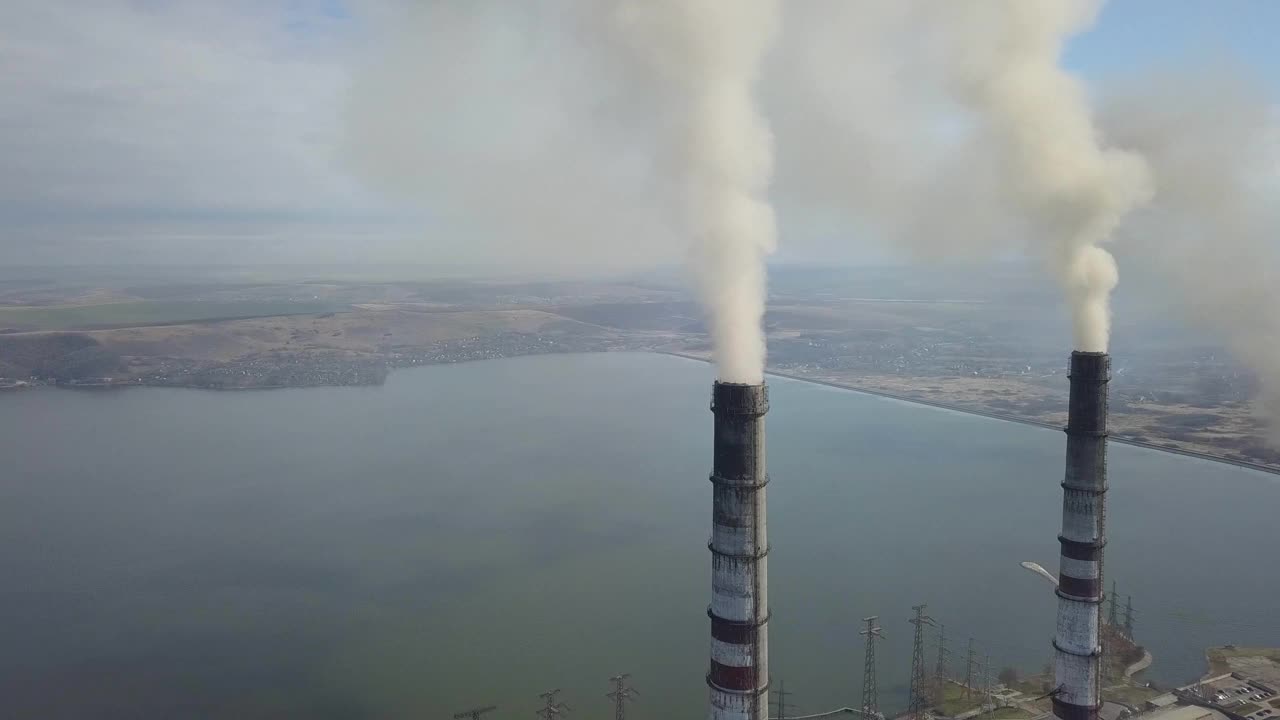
left=0, top=301, right=345, bottom=331
left=1206, top=647, right=1280, bottom=676
left=937, top=681, right=987, bottom=716
left=1011, top=680, right=1049, bottom=697
left=82, top=307, right=596, bottom=362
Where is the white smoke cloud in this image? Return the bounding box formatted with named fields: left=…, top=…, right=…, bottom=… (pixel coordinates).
left=346, top=0, right=779, bottom=382
left=345, top=0, right=1280, bottom=406
left=1102, top=69, right=1280, bottom=434
left=342, top=2, right=681, bottom=274
left=606, top=0, right=780, bottom=383
left=0, top=1, right=359, bottom=217
left=931, top=0, right=1152, bottom=353
left=763, top=1, right=1155, bottom=352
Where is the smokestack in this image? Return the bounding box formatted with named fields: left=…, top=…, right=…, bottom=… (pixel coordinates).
left=707, top=381, right=770, bottom=720
left=1053, top=351, right=1110, bottom=720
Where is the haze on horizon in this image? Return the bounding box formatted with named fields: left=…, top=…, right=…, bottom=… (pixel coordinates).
left=0, top=1, right=1274, bottom=268
left=7, top=1, right=1279, bottom=401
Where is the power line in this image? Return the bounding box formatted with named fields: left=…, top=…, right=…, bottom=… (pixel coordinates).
left=1108, top=581, right=1120, bottom=627
left=909, top=604, right=937, bottom=720
left=861, top=616, right=884, bottom=720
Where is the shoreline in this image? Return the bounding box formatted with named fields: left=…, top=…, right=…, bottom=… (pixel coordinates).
left=656, top=350, right=1280, bottom=478
left=13, top=347, right=1279, bottom=477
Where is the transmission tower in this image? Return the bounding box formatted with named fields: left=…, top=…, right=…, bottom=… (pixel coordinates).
left=908, top=604, right=937, bottom=720
left=1108, top=581, right=1120, bottom=626
left=1124, top=595, right=1135, bottom=639
left=773, top=678, right=798, bottom=720
left=454, top=706, right=498, bottom=720
left=861, top=616, right=884, bottom=719
left=983, top=654, right=993, bottom=712
left=536, top=689, right=570, bottom=719
left=1100, top=573, right=1121, bottom=676
left=606, top=674, right=637, bottom=720
left=964, top=638, right=976, bottom=699
left=933, top=624, right=951, bottom=705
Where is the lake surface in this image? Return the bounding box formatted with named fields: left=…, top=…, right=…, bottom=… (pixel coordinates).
left=2, top=352, right=1277, bottom=719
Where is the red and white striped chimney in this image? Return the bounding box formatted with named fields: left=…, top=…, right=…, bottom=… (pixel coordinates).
left=707, top=381, right=770, bottom=720
left=1053, top=351, right=1110, bottom=720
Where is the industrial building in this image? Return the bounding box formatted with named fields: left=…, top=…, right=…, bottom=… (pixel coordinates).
left=1166, top=666, right=1280, bottom=720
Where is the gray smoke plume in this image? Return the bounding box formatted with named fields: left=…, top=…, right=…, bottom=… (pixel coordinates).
left=1101, top=70, right=1280, bottom=434
left=607, top=0, right=780, bottom=382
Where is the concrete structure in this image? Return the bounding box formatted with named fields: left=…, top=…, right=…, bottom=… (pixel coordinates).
left=1054, top=351, right=1111, bottom=720
left=707, top=381, right=770, bottom=720
left=1099, top=701, right=1131, bottom=720
left=1146, top=693, right=1181, bottom=710
left=1176, top=670, right=1280, bottom=720
left=1144, top=705, right=1230, bottom=720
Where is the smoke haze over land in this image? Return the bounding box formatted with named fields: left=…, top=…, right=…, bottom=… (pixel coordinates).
left=927, top=0, right=1152, bottom=352
left=606, top=0, right=780, bottom=383
left=1102, top=70, right=1280, bottom=434
left=347, top=0, right=779, bottom=382
left=346, top=0, right=1150, bottom=378
left=342, top=3, right=680, bottom=274
left=4, top=1, right=1279, bottom=419
left=764, top=0, right=1153, bottom=352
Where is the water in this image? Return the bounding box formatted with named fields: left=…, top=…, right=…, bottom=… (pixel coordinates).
left=1, top=352, right=1276, bottom=719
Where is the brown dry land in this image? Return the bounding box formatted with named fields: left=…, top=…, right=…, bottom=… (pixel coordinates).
left=2, top=278, right=1276, bottom=472
left=669, top=297, right=1280, bottom=472
left=1205, top=647, right=1280, bottom=680
left=87, top=306, right=589, bottom=362
left=0, top=304, right=627, bottom=390
left=780, top=368, right=1276, bottom=472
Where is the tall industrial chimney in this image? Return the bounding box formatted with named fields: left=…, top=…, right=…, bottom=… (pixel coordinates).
left=1053, top=351, right=1110, bottom=720
left=707, top=381, right=770, bottom=720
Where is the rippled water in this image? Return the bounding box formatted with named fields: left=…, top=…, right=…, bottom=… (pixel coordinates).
left=2, top=352, right=1276, bottom=719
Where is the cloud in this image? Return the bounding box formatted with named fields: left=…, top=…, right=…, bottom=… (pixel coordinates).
left=3, top=0, right=1277, bottom=275
left=0, top=1, right=362, bottom=221
left=340, top=1, right=686, bottom=273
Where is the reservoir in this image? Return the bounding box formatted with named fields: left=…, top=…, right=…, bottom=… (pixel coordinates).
left=2, top=352, right=1276, bottom=718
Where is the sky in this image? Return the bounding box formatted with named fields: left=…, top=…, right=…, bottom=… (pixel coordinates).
left=1, top=0, right=1277, bottom=267
left=1064, top=0, right=1280, bottom=86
